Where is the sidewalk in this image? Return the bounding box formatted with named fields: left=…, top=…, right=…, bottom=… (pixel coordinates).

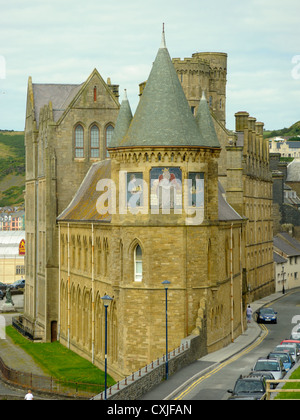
left=0, top=291, right=286, bottom=399
left=142, top=291, right=286, bottom=400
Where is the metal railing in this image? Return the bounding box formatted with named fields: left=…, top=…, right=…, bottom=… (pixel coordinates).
left=0, top=355, right=102, bottom=398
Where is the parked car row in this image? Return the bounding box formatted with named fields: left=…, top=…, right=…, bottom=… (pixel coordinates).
left=227, top=309, right=300, bottom=400
left=0, top=279, right=25, bottom=300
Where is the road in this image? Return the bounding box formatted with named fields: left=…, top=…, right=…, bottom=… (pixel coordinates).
left=173, top=290, right=300, bottom=400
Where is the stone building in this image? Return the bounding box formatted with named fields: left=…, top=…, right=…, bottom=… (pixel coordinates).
left=22, top=31, right=274, bottom=378
left=23, top=69, right=120, bottom=341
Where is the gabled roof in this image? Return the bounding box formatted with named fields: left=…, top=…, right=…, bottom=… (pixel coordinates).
left=120, top=32, right=213, bottom=149
left=273, top=233, right=300, bottom=257
left=30, top=68, right=119, bottom=128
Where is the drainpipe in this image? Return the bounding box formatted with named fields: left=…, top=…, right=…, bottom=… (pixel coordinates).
left=230, top=223, right=234, bottom=342
left=92, top=223, right=95, bottom=364
left=58, top=224, right=61, bottom=340
left=67, top=222, right=70, bottom=349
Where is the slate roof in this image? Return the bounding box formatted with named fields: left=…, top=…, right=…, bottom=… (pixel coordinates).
left=195, top=92, right=220, bottom=148
left=273, top=233, right=300, bottom=257
left=273, top=252, right=287, bottom=264
left=110, top=90, right=133, bottom=148
left=218, top=183, right=243, bottom=221
left=57, top=160, right=112, bottom=223
left=120, top=32, right=216, bottom=149
left=32, top=83, right=82, bottom=127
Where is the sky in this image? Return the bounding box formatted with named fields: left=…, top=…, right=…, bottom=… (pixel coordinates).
left=0, top=0, right=300, bottom=132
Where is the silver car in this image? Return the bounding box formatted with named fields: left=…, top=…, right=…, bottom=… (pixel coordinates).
left=274, top=344, right=299, bottom=363
left=252, top=358, right=286, bottom=381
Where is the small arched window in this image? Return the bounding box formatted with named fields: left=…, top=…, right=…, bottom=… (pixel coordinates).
left=134, top=244, right=143, bottom=282
left=75, top=125, right=84, bottom=158
left=90, top=125, right=99, bottom=158
left=106, top=124, right=114, bottom=157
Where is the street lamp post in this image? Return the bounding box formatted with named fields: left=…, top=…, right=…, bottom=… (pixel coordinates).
left=162, top=280, right=170, bottom=380
left=101, top=294, right=113, bottom=400
left=281, top=264, right=286, bottom=294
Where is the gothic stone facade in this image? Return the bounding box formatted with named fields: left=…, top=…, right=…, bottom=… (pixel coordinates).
left=23, top=39, right=274, bottom=378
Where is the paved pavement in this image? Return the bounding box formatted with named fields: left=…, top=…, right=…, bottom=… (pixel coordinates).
left=0, top=294, right=51, bottom=399
left=0, top=290, right=287, bottom=400
left=142, top=291, right=286, bottom=400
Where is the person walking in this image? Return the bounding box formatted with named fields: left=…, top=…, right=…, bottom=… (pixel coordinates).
left=246, top=305, right=253, bottom=323
left=24, top=390, right=34, bottom=400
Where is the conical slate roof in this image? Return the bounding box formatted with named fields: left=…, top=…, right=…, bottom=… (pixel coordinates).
left=120, top=32, right=214, bottom=148
left=110, top=90, right=133, bottom=148
left=195, top=92, right=220, bottom=148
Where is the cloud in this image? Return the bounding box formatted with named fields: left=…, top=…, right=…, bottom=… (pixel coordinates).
left=1, top=0, right=300, bottom=130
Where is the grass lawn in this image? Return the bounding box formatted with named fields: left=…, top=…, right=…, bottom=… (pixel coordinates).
left=275, top=366, right=300, bottom=399
left=6, top=326, right=115, bottom=392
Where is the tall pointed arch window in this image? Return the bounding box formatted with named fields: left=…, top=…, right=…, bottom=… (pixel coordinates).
left=134, top=244, right=143, bottom=282
left=90, top=125, right=100, bottom=158
left=106, top=124, right=114, bottom=157
left=75, top=124, right=84, bottom=158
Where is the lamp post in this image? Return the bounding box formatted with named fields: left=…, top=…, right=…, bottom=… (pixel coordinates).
left=281, top=264, right=286, bottom=294
left=101, top=294, right=113, bottom=400
left=162, top=280, right=170, bottom=380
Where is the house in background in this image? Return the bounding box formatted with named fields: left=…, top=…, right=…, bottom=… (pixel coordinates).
left=273, top=232, right=300, bottom=292
left=0, top=231, right=25, bottom=284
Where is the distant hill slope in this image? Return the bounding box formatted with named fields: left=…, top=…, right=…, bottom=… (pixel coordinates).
left=264, top=121, right=300, bottom=138
left=0, top=131, right=25, bottom=207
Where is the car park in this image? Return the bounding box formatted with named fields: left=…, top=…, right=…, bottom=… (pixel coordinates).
left=255, top=307, right=277, bottom=324
left=274, top=344, right=299, bottom=363
left=252, top=357, right=286, bottom=381
left=267, top=351, right=293, bottom=372
left=227, top=375, right=267, bottom=400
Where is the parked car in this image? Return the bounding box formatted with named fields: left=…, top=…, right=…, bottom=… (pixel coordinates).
left=267, top=351, right=293, bottom=372
left=255, top=307, right=277, bottom=324
left=248, top=371, right=277, bottom=389
left=251, top=358, right=286, bottom=382
left=10, top=279, right=25, bottom=290
left=281, top=339, right=300, bottom=354
left=274, top=344, right=299, bottom=364
left=227, top=375, right=267, bottom=400
left=0, top=290, right=3, bottom=300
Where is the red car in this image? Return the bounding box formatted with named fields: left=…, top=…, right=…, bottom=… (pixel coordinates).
left=281, top=340, right=300, bottom=355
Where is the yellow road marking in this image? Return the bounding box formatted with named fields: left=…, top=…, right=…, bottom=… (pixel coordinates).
left=175, top=324, right=269, bottom=400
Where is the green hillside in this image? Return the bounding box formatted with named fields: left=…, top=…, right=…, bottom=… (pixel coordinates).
left=0, top=131, right=25, bottom=207
left=264, top=121, right=300, bottom=138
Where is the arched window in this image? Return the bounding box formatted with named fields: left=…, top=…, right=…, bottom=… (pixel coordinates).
left=90, top=125, right=99, bottom=158
left=106, top=125, right=114, bottom=157
left=75, top=125, right=84, bottom=158
left=134, top=244, right=143, bottom=282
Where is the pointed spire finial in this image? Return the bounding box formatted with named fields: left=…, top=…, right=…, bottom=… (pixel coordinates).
left=160, top=22, right=166, bottom=49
